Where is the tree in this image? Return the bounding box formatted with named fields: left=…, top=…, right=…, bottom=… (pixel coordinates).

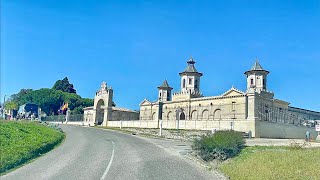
left=4, top=101, right=18, bottom=110
left=8, top=78, right=94, bottom=115
left=52, top=77, right=76, bottom=94
left=10, top=89, right=33, bottom=106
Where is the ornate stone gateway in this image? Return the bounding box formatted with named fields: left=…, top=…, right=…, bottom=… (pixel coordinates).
left=92, top=82, right=113, bottom=126
left=83, top=82, right=139, bottom=126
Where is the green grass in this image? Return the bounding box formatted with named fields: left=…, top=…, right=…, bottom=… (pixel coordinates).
left=220, top=146, right=320, bottom=180
left=0, top=120, right=65, bottom=174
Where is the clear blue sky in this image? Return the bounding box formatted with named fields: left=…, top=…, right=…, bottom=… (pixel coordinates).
left=1, top=0, right=320, bottom=111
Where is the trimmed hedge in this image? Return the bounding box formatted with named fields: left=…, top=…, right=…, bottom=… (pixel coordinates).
left=192, top=130, right=245, bottom=161
left=0, top=121, right=65, bottom=174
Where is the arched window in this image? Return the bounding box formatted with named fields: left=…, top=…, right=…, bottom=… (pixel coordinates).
left=195, top=80, right=198, bottom=89
left=180, top=112, right=186, bottom=120
left=251, top=79, right=254, bottom=85
left=183, top=79, right=186, bottom=88
left=167, top=111, right=172, bottom=120
left=191, top=110, right=197, bottom=120
left=202, top=109, right=209, bottom=120
left=152, top=112, right=156, bottom=120
left=214, top=109, right=221, bottom=120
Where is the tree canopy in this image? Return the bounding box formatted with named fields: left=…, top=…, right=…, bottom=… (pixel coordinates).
left=4, top=101, right=18, bottom=110
left=8, top=77, right=93, bottom=115
left=52, top=77, right=76, bottom=94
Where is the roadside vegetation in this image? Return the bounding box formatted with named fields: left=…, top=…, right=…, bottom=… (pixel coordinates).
left=0, top=120, right=65, bottom=174
left=192, top=130, right=245, bottom=161
left=220, top=146, right=320, bottom=180
left=4, top=77, right=93, bottom=116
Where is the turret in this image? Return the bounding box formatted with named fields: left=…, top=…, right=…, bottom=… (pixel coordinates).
left=245, top=60, right=269, bottom=92
left=179, top=57, right=203, bottom=94
left=157, top=80, right=173, bottom=102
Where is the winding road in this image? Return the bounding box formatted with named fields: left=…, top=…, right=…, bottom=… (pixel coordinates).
left=2, top=125, right=224, bottom=180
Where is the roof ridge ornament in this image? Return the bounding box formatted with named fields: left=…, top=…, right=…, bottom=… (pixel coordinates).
left=244, top=59, right=270, bottom=75
left=179, top=57, right=203, bottom=76
left=187, top=56, right=196, bottom=65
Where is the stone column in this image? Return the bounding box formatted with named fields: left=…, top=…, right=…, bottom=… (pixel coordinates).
left=246, top=89, right=258, bottom=137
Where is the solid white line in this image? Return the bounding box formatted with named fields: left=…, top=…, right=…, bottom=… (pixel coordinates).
left=100, top=138, right=115, bottom=180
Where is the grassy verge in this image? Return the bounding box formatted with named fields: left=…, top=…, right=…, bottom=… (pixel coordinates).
left=220, top=146, right=320, bottom=180
left=0, top=120, right=65, bottom=174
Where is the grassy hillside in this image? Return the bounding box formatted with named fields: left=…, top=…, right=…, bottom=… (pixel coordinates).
left=0, top=121, right=65, bottom=174
left=220, top=146, right=320, bottom=180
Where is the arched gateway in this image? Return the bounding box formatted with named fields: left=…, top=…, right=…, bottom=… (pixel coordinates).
left=92, top=82, right=113, bottom=126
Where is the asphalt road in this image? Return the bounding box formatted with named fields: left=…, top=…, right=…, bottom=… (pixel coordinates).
left=2, top=125, right=223, bottom=180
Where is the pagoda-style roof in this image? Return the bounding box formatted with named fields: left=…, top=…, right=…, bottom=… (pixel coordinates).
left=157, top=80, right=173, bottom=90
left=179, top=57, right=203, bottom=76
left=245, top=60, right=269, bottom=75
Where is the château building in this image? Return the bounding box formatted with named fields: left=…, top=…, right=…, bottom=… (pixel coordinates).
left=139, top=58, right=320, bottom=137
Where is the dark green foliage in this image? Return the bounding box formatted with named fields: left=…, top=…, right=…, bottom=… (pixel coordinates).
left=4, top=101, right=18, bottom=110
left=0, top=121, right=65, bottom=174
left=52, top=77, right=76, bottom=94
left=8, top=85, right=94, bottom=115
left=192, top=130, right=245, bottom=161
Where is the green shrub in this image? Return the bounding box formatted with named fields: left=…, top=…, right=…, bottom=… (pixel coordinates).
left=0, top=120, right=65, bottom=174
left=192, top=130, right=245, bottom=161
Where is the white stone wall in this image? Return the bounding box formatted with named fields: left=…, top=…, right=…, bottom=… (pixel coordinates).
left=256, top=121, right=318, bottom=139
left=111, top=110, right=139, bottom=121
left=107, top=119, right=256, bottom=135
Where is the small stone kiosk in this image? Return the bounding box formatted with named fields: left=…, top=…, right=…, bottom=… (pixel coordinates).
left=83, top=82, right=139, bottom=126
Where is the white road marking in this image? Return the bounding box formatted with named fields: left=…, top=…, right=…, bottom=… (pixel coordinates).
left=100, top=138, right=115, bottom=180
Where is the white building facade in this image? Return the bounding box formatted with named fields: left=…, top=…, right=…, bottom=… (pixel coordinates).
left=139, top=58, right=320, bottom=138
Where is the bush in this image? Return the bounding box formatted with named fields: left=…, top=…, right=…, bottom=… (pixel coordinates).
left=192, top=130, right=245, bottom=161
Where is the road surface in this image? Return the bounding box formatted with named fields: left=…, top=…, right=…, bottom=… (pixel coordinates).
left=2, top=125, right=224, bottom=180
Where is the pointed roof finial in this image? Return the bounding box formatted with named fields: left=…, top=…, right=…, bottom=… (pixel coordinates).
left=187, top=56, right=195, bottom=65
left=251, top=59, right=264, bottom=71
left=158, top=80, right=173, bottom=90
left=244, top=58, right=269, bottom=75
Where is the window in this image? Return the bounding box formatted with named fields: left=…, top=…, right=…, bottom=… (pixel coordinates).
left=180, top=112, right=186, bottom=120
left=159, top=92, right=162, bottom=98
left=195, top=79, right=198, bottom=88
left=183, top=79, right=186, bottom=88
left=232, top=102, right=236, bottom=111
left=251, top=79, right=254, bottom=85
left=189, top=78, right=192, bottom=85
left=263, top=79, right=266, bottom=87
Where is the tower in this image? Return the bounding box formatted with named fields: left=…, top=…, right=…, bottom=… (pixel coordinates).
left=157, top=80, right=173, bottom=102
left=244, top=60, right=269, bottom=92
left=179, top=57, right=203, bottom=93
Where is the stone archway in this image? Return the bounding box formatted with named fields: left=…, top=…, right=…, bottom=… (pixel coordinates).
left=92, top=82, right=113, bottom=126
left=95, top=99, right=105, bottom=125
